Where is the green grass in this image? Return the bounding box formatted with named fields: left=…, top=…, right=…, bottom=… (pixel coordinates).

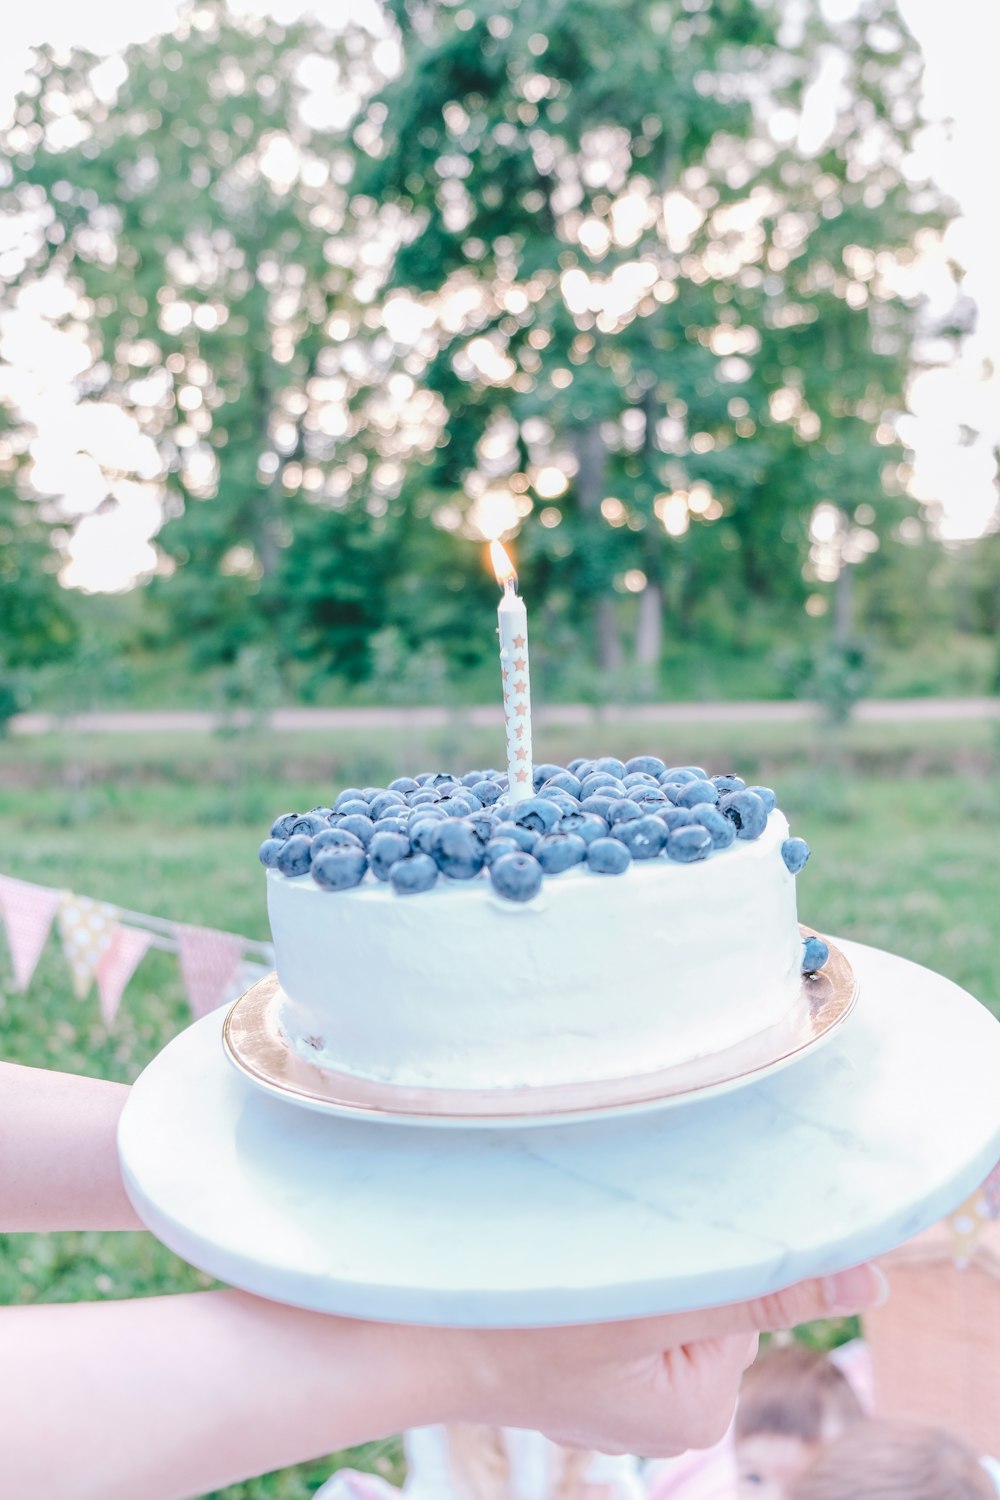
left=0, top=718, right=997, bottom=1496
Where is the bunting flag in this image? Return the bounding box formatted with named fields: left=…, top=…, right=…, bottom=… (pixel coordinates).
left=177, top=923, right=245, bottom=1018
left=96, top=923, right=154, bottom=1027
left=57, top=892, right=118, bottom=999
left=946, top=1157, right=1000, bottom=1265
left=0, top=874, right=61, bottom=991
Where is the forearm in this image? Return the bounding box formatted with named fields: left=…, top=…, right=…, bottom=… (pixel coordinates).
left=0, top=1061, right=143, bottom=1231
left=0, top=1291, right=457, bottom=1500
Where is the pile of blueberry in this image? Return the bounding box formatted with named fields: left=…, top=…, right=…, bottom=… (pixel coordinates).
left=260, top=754, right=823, bottom=971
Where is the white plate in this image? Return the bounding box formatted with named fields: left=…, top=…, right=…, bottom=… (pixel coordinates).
left=119, top=940, right=1000, bottom=1326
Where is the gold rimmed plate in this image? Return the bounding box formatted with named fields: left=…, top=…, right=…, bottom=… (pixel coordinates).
left=221, top=929, right=858, bottom=1128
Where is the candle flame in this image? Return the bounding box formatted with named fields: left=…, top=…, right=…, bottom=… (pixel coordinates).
left=490, top=539, right=518, bottom=594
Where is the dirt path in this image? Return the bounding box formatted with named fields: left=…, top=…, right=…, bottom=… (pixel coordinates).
left=9, top=697, right=998, bottom=735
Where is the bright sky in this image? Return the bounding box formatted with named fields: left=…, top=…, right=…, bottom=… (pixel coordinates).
left=0, top=0, right=997, bottom=593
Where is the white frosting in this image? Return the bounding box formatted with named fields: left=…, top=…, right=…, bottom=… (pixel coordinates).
left=266, top=811, right=804, bottom=1091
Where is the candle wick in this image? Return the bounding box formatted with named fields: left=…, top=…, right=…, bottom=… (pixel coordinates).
left=504, top=576, right=517, bottom=598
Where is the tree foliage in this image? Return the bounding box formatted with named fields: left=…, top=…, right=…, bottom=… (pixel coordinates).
left=0, top=0, right=964, bottom=692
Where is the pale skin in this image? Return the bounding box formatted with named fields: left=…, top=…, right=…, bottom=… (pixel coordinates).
left=0, top=1060, right=888, bottom=1500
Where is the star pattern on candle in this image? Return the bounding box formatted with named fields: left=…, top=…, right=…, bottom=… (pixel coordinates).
left=513, top=635, right=526, bottom=649
left=515, top=747, right=527, bottom=761
left=514, top=703, right=527, bottom=717
left=513, top=656, right=527, bottom=672
left=514, top=725, right=525, bottom=739
left=513, top=678, right=527, bottom=693
left=515, top=769, right=530, bottom=782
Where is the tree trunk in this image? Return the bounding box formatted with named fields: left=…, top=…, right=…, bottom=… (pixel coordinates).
left=570, top=422, right=623, bottom=673
left=634, top=581, right=664, bottom=686
left=834, top=557, right=853, bottom=645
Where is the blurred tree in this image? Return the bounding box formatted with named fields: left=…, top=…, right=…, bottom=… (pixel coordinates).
left=347, top=0, right=954, bottom=687
left=0, top=402, right=76, bottom=673
left=0, top=0, right=488, bottom=680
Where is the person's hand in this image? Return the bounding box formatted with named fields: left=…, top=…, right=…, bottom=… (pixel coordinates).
left=435, top=1262, right=887, bottom=1456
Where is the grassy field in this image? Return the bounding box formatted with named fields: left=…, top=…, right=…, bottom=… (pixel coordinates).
left=0, top=716, right=998, bottom=1498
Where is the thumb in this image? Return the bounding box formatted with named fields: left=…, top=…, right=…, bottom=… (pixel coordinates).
left=603, top=1262, right=888, bottom=1358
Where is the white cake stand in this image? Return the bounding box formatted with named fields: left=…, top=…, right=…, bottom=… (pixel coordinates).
left=118, top=939, right=1000, bottom=1327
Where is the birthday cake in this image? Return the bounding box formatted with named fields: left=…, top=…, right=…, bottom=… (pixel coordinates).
left=258, top=756, right=824, bottom=1092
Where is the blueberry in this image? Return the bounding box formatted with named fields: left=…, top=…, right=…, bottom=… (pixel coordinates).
left=532, top=763, right=565, bottom=791
left=691, top=804, right=736, bottom=849
left=443, top=796, right=481, bottom=818
left=622, top=772, right=659, bottom=790
left=674, top=778, right=719, bottom=810
left=312, top=846, right=368, bottom=890
left=616, top=814, right=668, bottom=860
left=718, top=790, right=768, bottom=840
left=580, top=795, right=617, bottom=820
left=269, top=812, right=301, bottom=840
left=666, top=825, right=713, bottom=863
left=712, top=774, right=746, bottom=794
left=607, top=799, right=644, bottom=826
left=461, top=770, right=487, bottom=787
left=659, top=768, right=701, bottom=786
left=431, top=820, right=486, bottom=879
left=312, top=827, right=365, bottom=854
left=466, top=812, right=497, bottom=842
left=437, top=781, right=468, bottom=801
left=308, top=806, right=335, bottom=821
left=579, top=772, right=624, bottom=796
left=338, top=813, right=376, bottom=846
left=410, top=819, right=447, bottom=856
left=512, top=797, right=561, bottom=834
left=566, top=757, right=591, bottom=774
left=489, top=852, right=543, bottom=902
left=662, top=782, right=694, bottom=805
left=389, top=853, right=439, bottom=895
left=333, top=788, right=366, bottom=811
left=541, top=771, right=584, bottom=799
left=407, top=804, right=448, bottom=824
left=656, top=805, right=699, bottom=830
left=368, top=791, right=408, bottom=822
left=587, top=837, right=632, bottom=874
left=506, top=823, right=540, bottom=853
left=781, top=837, right=811, bottom=874
left=276, top=834, right=313, bottom=877
left=407, top=789, right=441, bottom=806
left=557, top=811, right=609, bottom=845
left=632, top=787, right=668, bottom=808
left=534, top=833, right=587, bottom=874
left=368, top=830, right=412, bottom=881
left=802, top=935, right=829, bottom=974
left=484, top=837, right=521, bottom=867
left=427, top=774, right=458, bottom=790
left=388, top=777, right=420, bottom=794
left=335, top=798, right=371, bottom=819
left=625, top=755, right=667, bottom=777
left=258, top=838, right=284, bottom=868
left=535, top=788, right=580, bottom=814
left=374, top=815, right=409, bottom=835
left=471, top=780, right=503, bottom=806
left=593, top=756, right=627, bottom=779
left=361, top=787, right=384, bottom=802
left=746, top=785, right=777, bottom=815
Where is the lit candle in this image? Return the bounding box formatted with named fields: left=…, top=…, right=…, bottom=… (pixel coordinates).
left=490, top=540, right=533, bottom=803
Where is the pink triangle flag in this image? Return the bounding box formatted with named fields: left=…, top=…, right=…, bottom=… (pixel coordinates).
left=176, top=923, right=245, bottom=1018
left=0, top=875, right=60, bottom=990
left=96, top=924, right=154, bottom=1027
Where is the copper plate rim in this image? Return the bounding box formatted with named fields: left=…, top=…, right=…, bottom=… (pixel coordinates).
left=221, top=928, right=858, bottom=1124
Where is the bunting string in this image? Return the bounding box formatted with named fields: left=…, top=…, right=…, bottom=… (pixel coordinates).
left=0, top=872, right=273, bottom=1023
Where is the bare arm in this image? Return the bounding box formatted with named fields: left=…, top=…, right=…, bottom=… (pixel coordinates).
left=0, top=1060, right=143, bottom=1231
left=0, top=1268, right=886, bottom=1500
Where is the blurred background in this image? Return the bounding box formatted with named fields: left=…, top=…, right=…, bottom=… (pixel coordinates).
left=1, top=2, right=998, bottom=1497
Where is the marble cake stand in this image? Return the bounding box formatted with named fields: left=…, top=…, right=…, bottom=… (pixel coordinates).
left=118, top=939, right=1000, bottom=1327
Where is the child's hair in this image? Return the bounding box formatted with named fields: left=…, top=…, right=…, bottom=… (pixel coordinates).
left=444, top=1424, right=595, bottom=1500
left=788, top=1418, right=997, bottom=1500
left=734, top=1344, right=865, bottom=1446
